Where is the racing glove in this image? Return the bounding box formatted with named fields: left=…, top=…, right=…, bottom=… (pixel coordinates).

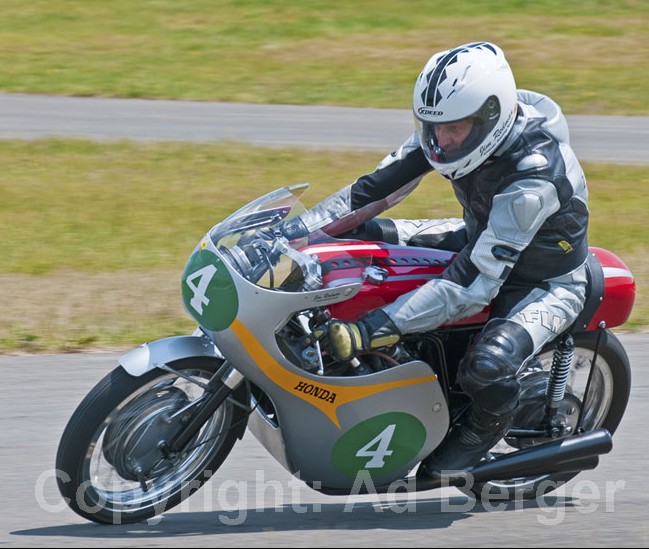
left=277, top=216, right=309, bottom=241
left=255, top=217, right=309, bottom=243
left=314, top=309, right=401, bottom=362
left=238, top=216, right=309, bottom=256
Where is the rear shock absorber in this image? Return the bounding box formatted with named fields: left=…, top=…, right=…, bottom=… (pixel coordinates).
left=544, top=333, right=574, bottom=434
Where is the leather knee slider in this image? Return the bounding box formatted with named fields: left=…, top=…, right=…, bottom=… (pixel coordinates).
left=457, top=319, right=534, bottom=415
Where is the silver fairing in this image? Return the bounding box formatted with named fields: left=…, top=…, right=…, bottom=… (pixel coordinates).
left=210, top=250, right=449, bottom=488
left=179, top=185, right=450, bottom=488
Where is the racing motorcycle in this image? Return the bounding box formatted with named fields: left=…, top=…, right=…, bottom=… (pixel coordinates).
left=56, top=183, right=635, bottom=524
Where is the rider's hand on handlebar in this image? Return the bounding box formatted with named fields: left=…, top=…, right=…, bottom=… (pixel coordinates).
left=239, top=216, right=309, bottom=248
left=275, top=216, right=309, bottom=241
left=313, top=309, right=401, bottom=362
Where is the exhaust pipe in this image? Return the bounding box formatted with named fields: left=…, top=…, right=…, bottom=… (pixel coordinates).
left=317, top=429, right=612, bottom=495
left=468, top=428, right=612, bottom=483
left=417, top=428, right=612, bottom=489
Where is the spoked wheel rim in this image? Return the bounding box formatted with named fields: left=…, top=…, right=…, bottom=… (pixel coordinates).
left=82, top=367, right=232, bottom=512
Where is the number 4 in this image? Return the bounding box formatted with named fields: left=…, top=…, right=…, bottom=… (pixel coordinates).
left=185, top=264, right=217, bottom=315
left=356, top=424, right=396, bottom=468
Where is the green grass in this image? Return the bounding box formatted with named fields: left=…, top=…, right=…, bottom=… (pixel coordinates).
left=0, top=139, right=647, bottom=352
left=1, top=1, right=647, bottom=351
left=0, top=140, right=379, bottom=273
left=1, top=0, right=648, bottom=114
left=2, top=140, right=645, bottom=274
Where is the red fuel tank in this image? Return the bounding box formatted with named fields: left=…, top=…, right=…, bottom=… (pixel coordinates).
left=302, top=242, right=635, bottom=331
left=302, top=241, right=489, bottom=324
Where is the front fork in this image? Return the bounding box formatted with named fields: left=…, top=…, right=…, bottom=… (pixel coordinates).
left=166, top=363, right=245, bottom=453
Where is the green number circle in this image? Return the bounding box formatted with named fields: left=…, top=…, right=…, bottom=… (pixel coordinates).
left=332, top=412, right=426, bottom=478
left=181, top=249, right=238, bottom=331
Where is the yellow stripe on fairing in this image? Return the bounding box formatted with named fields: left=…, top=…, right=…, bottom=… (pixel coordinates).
left=231, top=319, right=436, bottom=428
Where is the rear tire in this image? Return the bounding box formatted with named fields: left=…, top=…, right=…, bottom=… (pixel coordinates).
left=56, top=357, right=248, bottom=524
left=466, top=329, right=631, bottom=502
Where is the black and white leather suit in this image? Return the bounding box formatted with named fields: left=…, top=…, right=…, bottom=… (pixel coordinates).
left=299, top=90, right=589, bottom=432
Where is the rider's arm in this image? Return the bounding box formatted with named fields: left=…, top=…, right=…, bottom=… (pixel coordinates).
left=382, top=178, right=562, bottom=334
left=297, top=133, right=432, bottom=237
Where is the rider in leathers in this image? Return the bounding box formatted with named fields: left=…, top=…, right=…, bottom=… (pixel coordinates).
left=282, top=42, right=589, bottom=476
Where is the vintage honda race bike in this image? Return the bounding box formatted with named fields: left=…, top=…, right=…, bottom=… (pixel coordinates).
left=56, top=184, right=635, bottom=525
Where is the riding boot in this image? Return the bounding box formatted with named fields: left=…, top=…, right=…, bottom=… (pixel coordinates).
left=420, top=406, right=515, bottom=477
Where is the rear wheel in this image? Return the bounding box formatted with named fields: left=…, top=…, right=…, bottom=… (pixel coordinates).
left=466, top=329, right=631, bottom=502
left=56, top=357, right=248, bottom=524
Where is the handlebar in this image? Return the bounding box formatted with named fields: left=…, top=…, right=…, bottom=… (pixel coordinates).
left=219, top=235, right=322, bottom=291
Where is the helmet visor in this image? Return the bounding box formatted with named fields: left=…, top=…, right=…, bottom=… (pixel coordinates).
left=416, top=95, right=502, bottom=167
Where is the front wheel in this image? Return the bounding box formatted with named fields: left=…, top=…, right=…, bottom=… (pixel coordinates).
left=56, top=357, right=248, bottom=524
left=467, top=329, right=631, bottom=502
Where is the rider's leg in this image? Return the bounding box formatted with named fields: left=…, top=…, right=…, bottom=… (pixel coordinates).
left=421, top=318, right=533, bottom=475
left=421, top=267, right=588, bottom=476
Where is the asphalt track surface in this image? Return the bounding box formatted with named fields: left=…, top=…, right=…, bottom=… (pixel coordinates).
left=0, top=94, right=647, bottom=546
left=1, top=335, right=647, bottom=547
left=1, top=93, right=648, bottom=165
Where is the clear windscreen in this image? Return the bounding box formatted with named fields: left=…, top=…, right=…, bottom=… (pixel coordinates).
left=209, top=184, right=329, bottom=292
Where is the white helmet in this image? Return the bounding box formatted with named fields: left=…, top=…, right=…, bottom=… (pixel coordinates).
left=413, top=42, right=518, bottom=179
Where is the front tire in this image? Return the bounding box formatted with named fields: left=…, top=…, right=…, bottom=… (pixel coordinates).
left=467, top=329, right=631, bottom=502
left=56, top=357, right=248, bottom=524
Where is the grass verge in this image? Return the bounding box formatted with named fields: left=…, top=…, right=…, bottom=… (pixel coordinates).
left=0, top=139, right=646, bottom=353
